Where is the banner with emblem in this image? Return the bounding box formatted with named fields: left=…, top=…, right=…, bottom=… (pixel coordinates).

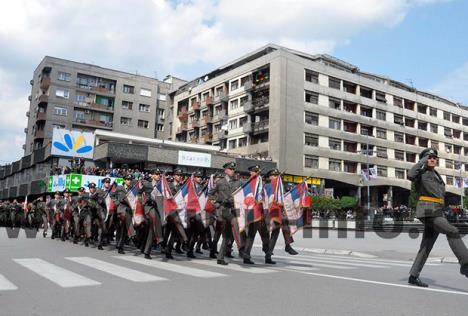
left=233, top=175, right=263, bottom=232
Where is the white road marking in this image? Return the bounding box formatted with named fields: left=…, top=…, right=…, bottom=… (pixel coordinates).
left=0, top=274, right=18, bottom=291
left=115, top=256, right=226, bottom=278
left=13, top=258, right=100, bottom=288
left=273, top=255, right=389, bottom=268
left=193, top=260, right=277, bottom=274
left=66, top=257, right=166, bottom=282
left=300, top=271, right=468, bottom=296
left=302, top=254, right=440, bottom=267
left=286, top=260, right=356, bottom=270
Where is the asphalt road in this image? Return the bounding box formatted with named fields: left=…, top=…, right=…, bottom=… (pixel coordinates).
left=1, top=228, right=468, bottom=316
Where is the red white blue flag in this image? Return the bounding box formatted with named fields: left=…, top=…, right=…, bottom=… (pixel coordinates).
left=283, top=181, right=309, bottom=234
left=233, top=175, right=263, bottom=232
left=127, top=182, right=145, bottom=226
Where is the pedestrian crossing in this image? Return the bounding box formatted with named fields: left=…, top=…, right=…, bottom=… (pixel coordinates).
left=1, top=252, right=441, bottom=291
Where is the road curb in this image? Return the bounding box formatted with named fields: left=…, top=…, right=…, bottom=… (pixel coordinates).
left=413, top=256, right=458, bottom=264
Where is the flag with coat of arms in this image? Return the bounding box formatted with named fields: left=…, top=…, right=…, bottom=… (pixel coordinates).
left=263, top=176, right=285, bottom=225
left=233, top=175, right=264, bottom=232
left=173, top=176, right=200, bottom=228
left=283, top=181, right=311, bottom=235
left=198, top=174, right=216, bottom=227
left=127, top=181, right=145, bottom=226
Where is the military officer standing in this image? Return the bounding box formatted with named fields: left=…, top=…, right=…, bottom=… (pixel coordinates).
left=408, top=148, right=468, bottom=287
left=186, top=169, right=205, bottom=258
left=72, top=187, right=92, bottom=247
left=111, top=174, right=136, bottom=254
left=89, top=183, right=107, bottom=250
left=49, top=191, right=63, bottom=239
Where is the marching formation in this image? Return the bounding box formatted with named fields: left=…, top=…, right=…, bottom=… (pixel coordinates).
left=0, top=162, right=311, bottom=266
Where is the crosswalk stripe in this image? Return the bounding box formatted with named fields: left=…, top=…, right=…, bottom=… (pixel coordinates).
left=66, top=257, right=166, bottom=282
left=115, top=256, right=227, bottom=278
left=277, top=265, right=320, bottom=271
left=273, top=255, right=390, bottom=268
left=13, top=258, right=100, bottom=288
left=299, top=254, right=413, bottom=267
left=192, top=260, right=278, bottom=274
left=286, top=260, right=356, bottom=270
left=0, top=274, right=18, bottom=291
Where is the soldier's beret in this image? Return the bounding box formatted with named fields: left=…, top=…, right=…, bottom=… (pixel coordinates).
left=420, top=148, right=438, bottom=159
left=124, top=174, right=133, bottom=180
left=88, top=183, right=97, bottom=189
left=78, top=187, right=86, bottom=192
left=193, top=169, right=203, bottom=177
left=63, top=188, right=71, bottom=194
left=266, top=168, right=280, bottom=177
left=223, top=162, right=237, bottom=170
left=173, top=168, right=184, bottom=176
left=248, top=165, right=261, bottom=172
left=102, top=177, right=111, bottom=183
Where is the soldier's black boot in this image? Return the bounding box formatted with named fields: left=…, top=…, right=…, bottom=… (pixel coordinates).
left=187, top=251, right=196, bottom=259
left=408, top=275, right=428, bottom=287
left=195, top=246, right=203, bottom=254
left=43, top=232, right=47, bottom=238
left=97, top=243, right=104, bottom=250
left=243, top=258, right=255, bottom=265
left=265, top=255, right=276, bottom=265
left=175, top=243, right=184, bottom=254
left=165, top=251, right=174, bottom=260
left=209, top=251, right=217, bottom=259
left=217, top=259, right=228, bottom=265
left=61, top=234, right=66, bottom=242
left=225, top=252, right=234, bottom=258
left=117, top=247, right=125, bottom=254
left=144, top=253, right=152, bottom=260
left=84, top=238, right=89, bottom=247
left=285, top=244, right=298, bottom=255
left=460, top=264, right=468, bottom=278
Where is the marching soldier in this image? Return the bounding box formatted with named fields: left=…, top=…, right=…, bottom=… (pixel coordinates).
left=9, top=199, right=23, bottom=229
left=408, top=148, right=468, bottom=287
left=139, top=169, right=164, bottom=259
left=101, top=177, right=116, bottom=244
left=62, top=189, right=73, bottom=241
left=49, top=191, right=63, bottom=239
left=265, top=169, right=298, bottom=264
left=111, top=174, right=136, bottom=254
left=31, top=196, right=48, bottom=237
left=208, top=162, right=241, bottom=265
left=72, top=187, right=92, bottom=247
left=186, top=169, right=205, bottom=258
left=89, top=183, right=107, bottom=250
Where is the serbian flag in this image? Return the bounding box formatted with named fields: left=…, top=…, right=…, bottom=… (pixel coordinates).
left=173, top=179, right=190, bottom=228
left=264, top=176, right=284, bottom=225
left=233, top=175, right=263, bottom=232
left=161, top=175, right=178, bottom=215
left=104, top=182, right=117, bottom=221
left=185, top=175, right=201, bottom=216
left=23, top=196, right=28, bottom=214
left=127, top=182, right=145, bottom=226
left=64, top=197, right=72, bottom=221
left=283, top=181, right=309, bottom=235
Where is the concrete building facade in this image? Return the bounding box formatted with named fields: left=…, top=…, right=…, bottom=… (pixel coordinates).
left=170, top=44, right=468, bottom=207
left=24, top=56, right=186, bottom=155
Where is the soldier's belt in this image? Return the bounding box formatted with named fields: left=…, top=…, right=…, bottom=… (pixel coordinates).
left=419, top=196, right=444, bottom=204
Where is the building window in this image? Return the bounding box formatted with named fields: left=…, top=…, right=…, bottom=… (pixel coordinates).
left=360, top=125, right=373, bottom=136
left=453, top=130, right=461, bottom=139
left=329, top=159, right=341, bottom=172
left=230, top=80, right=239, bottom=91
left=376, top=110, right=386, bottom=120
left=431, top=140, right=439, bottom=150
left=305, top=90, right=319, bottom=104
left=377, top=166, right=387, bottom=177
left=140, top=88, right=152, bottom=97
left=406, top=152, right=416, bottom=162
left=394, top=114, right=404, bottom=125
left=139, top=104, right=150, bottom=112
left=122, top=101, right=133, bottom=110
left=446, top=176, right=454, bottom=186
left=329, top=138, right=341, bottom=151
left=419, top=138, right=428, bottom=147
left=123, top=85, right=135, bottom=94
left=305, top=133, right=318, bottom=146
left=376, top=128, right=386, bottom=139
left=444, top=127, right=452, bottom=138
left=343, top=141, right=357, bottom=153
left=137, top=120, right=149, bottom=128
left=418, top=121, right=427, bottom=131
left=239, top=116, right=248, bottom=127
left=360, top=106, right=372, bottom=118
left=156, top=124, right=164, bottom=131
left=229, top=119, right=238, bottom=130
left=54, top=106, right=67, bottom=116
left=329, top=76, right=341, bottom=90
left=304, top=155, right=319, bottom=168
left=430, top=107, right=437, bottom=117
left=395, top=169, right=405, bottom=179
left=393, top=96, right=403, bottom=108
left=360, top=86, right=373, bottom=99
left=343, top=81, right=357, bottom=94
left=238, top=137, right=248, bottom=147
left=157, top=109, right=165, bottom=117
left=430, top=123, right=438, bottom=134
left=405, top=118, right=415, bottom=128
left=230, top=99, right=239, bottom=110
left=394, top=132, right=404, bottom=143
left=452, top=114, right=461, bottom=124
left=229, top=139, right=237, bottom=149
left=377, top=147, right=387, bottom=158
left=57, top=71, right=71, bottom=82
left=329, top=98, right=341, bottom=110
left=55, top=89, right=69, bottom=99
left=344, top=161, right=357, bottom=173
left=120, top=117, right=132, bottom=126
left=417, top=104, right=427, bottom=114
left=405, top=134, right=416, bottom=145
left=305, top=69, right=319, bottom=83
left=404, top=100, right=415, bottom=111
left=240, top=76, right=250, bottom=87
left=454, top=145, right=462, bottom=155
left=305, top=111, right=318, bottom=125
left=376, top=91, right=386, bottom=103
left=395, top=150, right=404, bottom=161
left=443, top=111, right=451, bottom=121
left=446, top=159, right=454, bottom=169
left=158, top=94, right=167, bottom=101
left=329, top=117, right=341, bottom=130
left=445, top=143, right=452, bottom=154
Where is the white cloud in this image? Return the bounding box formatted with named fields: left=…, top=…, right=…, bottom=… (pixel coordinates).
left=0, top=0, right=446, bottom=163
left=431, top=62, right=468, bottom=105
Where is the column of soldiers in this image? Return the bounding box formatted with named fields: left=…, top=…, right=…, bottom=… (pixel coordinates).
left=0, top=162, right=300, bottom=266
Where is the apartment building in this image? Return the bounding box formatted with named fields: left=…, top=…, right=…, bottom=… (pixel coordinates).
left=24, top=56, right=186, bottom=155
left=170, top=44, right=468, bottom=206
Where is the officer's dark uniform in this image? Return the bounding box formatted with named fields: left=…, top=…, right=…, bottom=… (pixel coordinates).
left=408, top=148, right=468, bottom=287
left=111, top=174, right=136, bottom=254
left=89, top=183, right=107, bottom=250
left=186, top=169, right=205, bottom=258
left=208, top=162, right=241, bottom=265
left=72, top=187, right=92, bottom=246
left=49, top=192, right=64, bottom=239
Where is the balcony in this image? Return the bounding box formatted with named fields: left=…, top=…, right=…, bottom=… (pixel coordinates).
left=213, top=110, right=227, bottom=122
left=38, top=94, right=48, bottom=104
left=30, top=79, right=34, bottom=86
left=205, top=96, right=213, bottom=106
left=36, top=112, right=47, bottom=121
left=76, top=84, right=115, bottom=96
left=190, top=119, right=199, bottom=129
left=176, top=123, right=188, bottom=134
left=190, top=136, right=198, bottom=144
left=28, top=95, right=32, bottom=101
left=242, top=123, right=252, bottom=133
left=252, top=120, right=269, bottom=134
left=24, top=128, right=28, bottom=133
left=74, top=102, right=114, bottom=113
left=26, top=111, right=30, bottom=117
left=34, top=129, right=45, bottom=139
left=202, top=133, right=213, bottom=143
left=73, top=119, right=113, bottom=130
left=192, top=101, right=200, bottom=110
left=203, top=115, right=213, bottom=124
left=178, top=108, right=188, bottom=122
left=244, top=80, right=254, bottom=92
left=218, top=130, right=227, bottom=139
left=243, top=100, right=253, bottom=113
left=40, top=77, right=51, bottom=90
left=214, top=92, right=229, bottom=104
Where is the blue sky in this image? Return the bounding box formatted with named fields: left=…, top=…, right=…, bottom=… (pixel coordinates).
left=0, top=0, right=467, bottom=164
